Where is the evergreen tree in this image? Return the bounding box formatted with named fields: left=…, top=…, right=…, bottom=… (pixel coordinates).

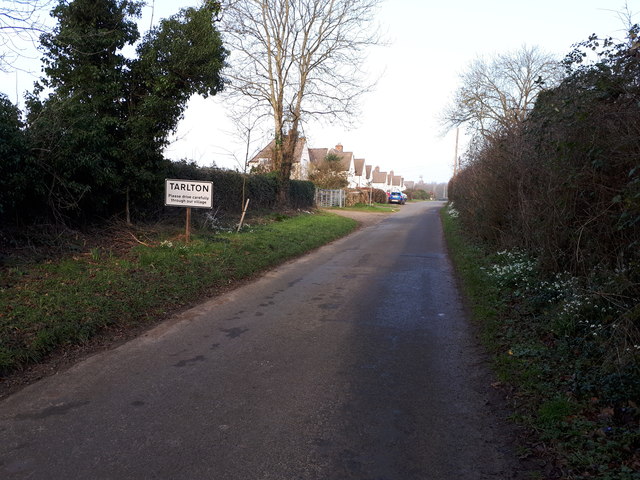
left=123, top=2, right=227, bottom=219
left=27, top=0, right=142, bottom=221
left=26, top=0, right=227, bottom=224
left=0, top=94, right=36, bottom=221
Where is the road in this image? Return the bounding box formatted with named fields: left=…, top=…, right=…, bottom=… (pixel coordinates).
left=0, top=201, right=528, bottom=479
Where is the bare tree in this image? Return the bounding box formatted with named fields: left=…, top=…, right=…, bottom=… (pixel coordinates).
left=220, top=0, right=382, bottom=205
left=1, top=0, right=53, bottom=71
left=441, top=45, right=563, bottom=142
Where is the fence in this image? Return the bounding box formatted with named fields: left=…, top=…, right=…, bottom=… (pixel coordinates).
left=315, top=189, right=346, bottom=208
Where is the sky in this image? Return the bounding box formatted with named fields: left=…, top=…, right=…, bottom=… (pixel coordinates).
left=1, top=0, right=638, bottom=184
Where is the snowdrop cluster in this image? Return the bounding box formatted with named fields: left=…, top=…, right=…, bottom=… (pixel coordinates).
left=487, top=248, right=625, bottom=339
left=203, top=211, right=234, bottom=233
left=487, top=250, right=537, bottom=290
left=531, top=273, right=580, bottom=304
left=159, top=240, right=190, bottom=251
left=447, top=203, right=460, bottom=218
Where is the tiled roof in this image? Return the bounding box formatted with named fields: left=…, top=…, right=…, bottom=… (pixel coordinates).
left=308, top=148, right=328, bottom=164
left=250, top=139, right=416, bottom=186
left=371, top=167, right=387, bottom=183
left=250, top=137, right=307, bottom=164
left=327, top=147, right=354, bottom=172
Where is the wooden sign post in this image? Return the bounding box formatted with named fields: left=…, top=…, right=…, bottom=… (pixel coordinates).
left=165, top=179, right=213, bottom=243
left=237, top=198, right=250, bottom=232
left=185, top=207, right=192, bottom=242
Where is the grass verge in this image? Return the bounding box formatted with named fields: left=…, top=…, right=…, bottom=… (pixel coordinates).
left=441, top=206, right=640, bottom=480
left=328, top=203, right=399, bottom=213
left=0, top=211, right=357, bottom=376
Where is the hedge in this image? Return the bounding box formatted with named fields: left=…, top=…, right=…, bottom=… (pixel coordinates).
left=166, top=160, right=314, bottom=213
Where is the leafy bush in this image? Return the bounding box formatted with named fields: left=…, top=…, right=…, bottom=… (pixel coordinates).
left=0, top=95, right=38, bottom=221
left=404, top=188, right=431, bottom=200
left=288, top=179, right=315, bottom=208
left=307, top=153, right=349, bottom=188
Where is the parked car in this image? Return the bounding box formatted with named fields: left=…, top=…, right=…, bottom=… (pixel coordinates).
left=389, top=191, right=405, bottom=205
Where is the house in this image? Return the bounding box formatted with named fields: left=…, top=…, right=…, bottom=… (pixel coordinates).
left=249, top=138, right=416, bottom=192
left=391, top=174, right=404, bottom=191
left=248, top=137, right=311, bottom=180
left=308, top=147, right=329, bottom=166
left=310, top=144, right=358, bottom=188
left=383, top=171, right=404, bottom=192
left=329, top=144, right=357, bottom=188
left=371, top=166, right=389, bottom=191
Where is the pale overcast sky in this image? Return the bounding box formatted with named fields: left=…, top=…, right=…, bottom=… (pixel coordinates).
left=1, top=0, right=637, bottom=183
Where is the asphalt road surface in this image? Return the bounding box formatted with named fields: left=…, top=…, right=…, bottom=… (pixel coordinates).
left=0, top=201, right=528, bottom=479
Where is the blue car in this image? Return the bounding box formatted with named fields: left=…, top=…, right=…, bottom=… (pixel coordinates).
left=388, top=191, right=405, bottom=205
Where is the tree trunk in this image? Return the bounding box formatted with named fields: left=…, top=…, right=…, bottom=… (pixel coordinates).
left=276, top=129, right=298, bottom=208
left=125, top=187, right=132, bottom=226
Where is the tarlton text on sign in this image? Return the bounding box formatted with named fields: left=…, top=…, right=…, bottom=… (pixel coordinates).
left=165, top=179, right=213, bottom=209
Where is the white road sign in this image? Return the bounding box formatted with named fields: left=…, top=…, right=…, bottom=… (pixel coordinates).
left=165, top=179, right=213, bottom=209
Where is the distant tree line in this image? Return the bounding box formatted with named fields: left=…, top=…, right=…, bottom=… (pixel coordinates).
left=404, top=188, right=432, bottom=201
left=413, top=181, right=448, bottom=200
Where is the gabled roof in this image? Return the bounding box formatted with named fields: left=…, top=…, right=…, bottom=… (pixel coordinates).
left=250, top=137, right=308, bottom=164
left=249, top=139, right=414, bottom=186
left=309, top=148, right=328, bottom=164
left=354, top=158, right=365, bottom=176
left=327, top=147, right=354, bottom=172
left=311, top=144, right=354, bottom=172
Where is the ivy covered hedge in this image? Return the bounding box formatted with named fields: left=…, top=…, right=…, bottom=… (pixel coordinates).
left=166, top=160, right=314, bottom=213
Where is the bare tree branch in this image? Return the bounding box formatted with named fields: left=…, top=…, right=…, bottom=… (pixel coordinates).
left=441, top=45, right=564, bottom=143
left=0, top=0, right=53, bottom=71
left=220, top=0, right=383, bottom=204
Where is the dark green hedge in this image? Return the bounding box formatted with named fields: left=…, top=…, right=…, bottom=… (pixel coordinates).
left=166, top=160, right=314, bottom=212
left=288, top=179, right=316, bottom=209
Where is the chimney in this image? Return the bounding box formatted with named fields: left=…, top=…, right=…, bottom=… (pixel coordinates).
left=335, top=143, right=343, bottom=152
